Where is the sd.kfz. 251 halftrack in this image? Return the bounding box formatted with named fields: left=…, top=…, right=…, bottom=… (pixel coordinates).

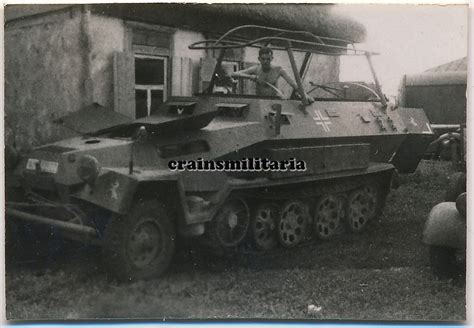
left=6, top=26, right=434, bottom=281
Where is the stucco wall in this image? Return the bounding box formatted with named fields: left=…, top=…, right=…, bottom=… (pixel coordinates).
left=173, top=29, right=206, bottom=94
left=5, top=7, right=85, bottom=152
left=173, top=30, right=204, bottom=58
left=88, top=14, right=126, bottom=108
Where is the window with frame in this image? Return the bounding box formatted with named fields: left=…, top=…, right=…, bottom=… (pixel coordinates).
left=130, top=24, right=173, bottom=119
left=114, top=24, right=194, bottom=119
left=134, top=54, right=168, bottom=119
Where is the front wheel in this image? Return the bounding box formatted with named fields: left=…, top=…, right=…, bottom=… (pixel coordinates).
left=102, top=200, right=175, bottom=282
left=429, top=245, right=464, bottom=279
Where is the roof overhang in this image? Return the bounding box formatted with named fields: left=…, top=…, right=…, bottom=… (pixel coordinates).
left=91, top=4, right=365, bottom=43
left=405, top=72, right=467, bottom=87
left=6, top=4, right=365, bottom=43
left=5, top=4, right=73, bottom=22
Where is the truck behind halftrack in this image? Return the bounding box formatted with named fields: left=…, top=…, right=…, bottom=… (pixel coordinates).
left=6, top=26, right=434, bottom=281
left=398, top=71, right=467, bottom=160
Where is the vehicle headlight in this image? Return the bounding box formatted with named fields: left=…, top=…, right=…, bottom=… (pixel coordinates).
left=77, top=155, right=100, bottom=185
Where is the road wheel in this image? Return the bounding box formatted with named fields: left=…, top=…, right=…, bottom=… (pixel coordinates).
left=345, top=184, right=380, bottom=233
left=251, top=203, right=279, bottom=250
left=313, top=195, right=343, bottom=240
left=277, top=200, right=309, bottom=248
left=429, top=245, right=464, bottom=279
left=102, top=200, right=175, bottom=282
left=207, top=197, right=250, bottom=248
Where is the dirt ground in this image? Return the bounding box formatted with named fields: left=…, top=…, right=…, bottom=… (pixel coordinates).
left=4, top=160, right=466, bottom=321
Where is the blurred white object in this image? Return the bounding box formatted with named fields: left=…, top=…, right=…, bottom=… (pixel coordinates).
left=307, top=304, right=322, bottom=314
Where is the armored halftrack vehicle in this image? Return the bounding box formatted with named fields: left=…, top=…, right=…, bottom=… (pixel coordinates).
left=6, top=26, right=434, bottom=281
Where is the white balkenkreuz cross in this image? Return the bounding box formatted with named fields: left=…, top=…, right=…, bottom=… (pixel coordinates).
left=312, top=110, right=332, bottom=132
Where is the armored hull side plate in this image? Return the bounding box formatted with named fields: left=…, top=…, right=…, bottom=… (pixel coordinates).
left=267, top=144, right=370, bottom=179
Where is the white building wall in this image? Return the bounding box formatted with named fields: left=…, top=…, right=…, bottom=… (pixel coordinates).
left=172, top=29, right=206, bottom=95
left=5, top=7, right=85, bottom=151
left=89, top=14, right=126, bottom=108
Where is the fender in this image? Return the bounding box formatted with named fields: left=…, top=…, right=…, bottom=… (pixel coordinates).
left=73, top=167, right=184, bottom=217
left=73, top=167, right=235, bottom=236
left=422, top=202, right=466, bottom=249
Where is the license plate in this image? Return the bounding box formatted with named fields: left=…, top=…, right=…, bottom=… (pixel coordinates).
left=26, top=158, right=59, bottom=174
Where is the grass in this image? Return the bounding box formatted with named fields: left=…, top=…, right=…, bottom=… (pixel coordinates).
left=5, top=160, right=465, bottom=321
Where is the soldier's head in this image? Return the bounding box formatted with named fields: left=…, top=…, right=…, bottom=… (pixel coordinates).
left=258, top=47, right=273, bottom=69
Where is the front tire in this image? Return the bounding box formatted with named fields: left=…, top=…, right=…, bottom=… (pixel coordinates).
left=102, top=200, right=175, bottom=282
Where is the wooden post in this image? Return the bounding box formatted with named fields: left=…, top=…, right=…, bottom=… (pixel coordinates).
left=290, top=52, right=312, bottom=100
left=365, top=53, right=387, bottom=108
left=287, top=43, right=309, bottom=106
